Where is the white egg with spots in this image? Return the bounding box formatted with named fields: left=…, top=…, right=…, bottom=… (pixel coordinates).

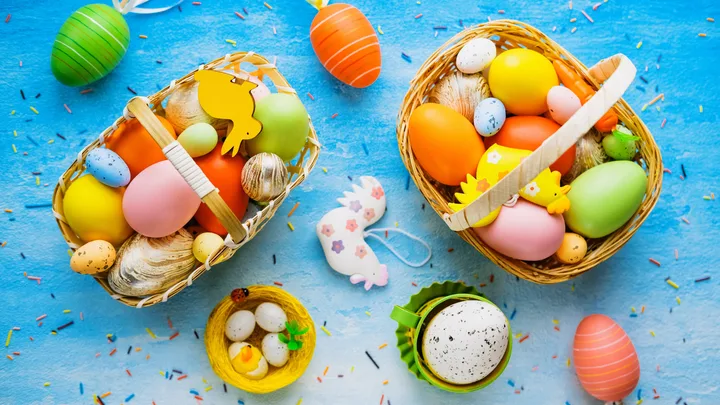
left=473, top=97, right=506, bottom=137
left=255, top=302, right=287, bottom=333
left=456, top=38, right=497, bottom=74
left=422, top=300, right=509, bottom=385
left=225, top=310, right=256, bottom=342
left=262, top=333, right=290, bottom=367
left=547, top=86, right=582, bottom=125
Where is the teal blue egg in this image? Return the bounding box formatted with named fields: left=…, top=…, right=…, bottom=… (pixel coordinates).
left=564, top=161, right=648, bottom=238
left=178, top=123, right=218, bottom=158
left=85, top=148, right=130, bottom=187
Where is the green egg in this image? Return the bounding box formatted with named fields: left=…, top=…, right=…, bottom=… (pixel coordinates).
left=246, top=94, right=309, bottom=161
left=51, top=4, right=130, bottom=87
left=564, top=161, right=648, bottom=238
left=178, top=123, right=218, bottom=158
left=602, top=126, right=638, bottom=160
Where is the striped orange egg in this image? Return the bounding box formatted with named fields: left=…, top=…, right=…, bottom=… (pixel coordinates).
left=309, top=3, right=381, bottom=88
left=573, top=315, right=640, bottom=402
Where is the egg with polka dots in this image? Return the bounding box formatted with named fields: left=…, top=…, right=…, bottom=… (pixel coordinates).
left=456, top=38, right=497, bottom=74
left=421, top=300, right=509, bottom=385
left=85, top=148, right=131, bottom=188
left=473, top=97, right=506, bottom=137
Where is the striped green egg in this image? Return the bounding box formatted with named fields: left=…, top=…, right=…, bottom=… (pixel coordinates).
left=51, top=4, right=130, bottom=87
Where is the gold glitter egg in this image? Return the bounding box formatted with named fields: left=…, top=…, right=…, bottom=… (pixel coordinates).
left=241, top=153, right=288, bottom=202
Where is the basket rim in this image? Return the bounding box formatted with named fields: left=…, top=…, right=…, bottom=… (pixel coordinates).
left=395, top=20, right=663, bottom=284
left=52, top=51, right=321, bottom=307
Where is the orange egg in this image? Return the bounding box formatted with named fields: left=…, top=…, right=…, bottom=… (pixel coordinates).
left=310, top=3, right=381, bottom=88
left=194, top=143, right=249, bottom=236
left=573, top=314, right=640, bottom=402
left=485, top=116, right=575, bottom=176
left=106, top=115, right=177, bottom=178
left=408, top=103, right=485, bottom=186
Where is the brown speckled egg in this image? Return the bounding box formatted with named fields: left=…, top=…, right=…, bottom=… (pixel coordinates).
left=70, top=240, right=116, bottom=275
left=555, top=233, right=588, bottom=264
left=421, top=300, right=509, bottom=385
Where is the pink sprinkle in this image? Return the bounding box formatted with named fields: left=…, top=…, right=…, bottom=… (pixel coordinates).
left=80, top=312, right=84, bottom=321
left=531, top=366, right=539, bottom=372
left=36, top=314, right=47, bottom=322
left=681, top=217, right=690, bottom=225
left=649, top=258, right=661, bottom=267
left=581, top=10, right=594, bottom=23
left=661, top=118, right=667, bottom=128
left=592, top=2, right=602, bottom=10
left=307, top=92, right=315, bottom=100
left=663, top=168, right=672, bottom=174
left=63, top=104, right=72, bottom=114
left=674, top=249, right=679, bottom=260
left=234, top=11, right=245, bottom=20
left=272, top=25, right=277, bottom=35
left=5, top=14, right=10, bottom=23
left=498, top=10, right=505, bottom=14
left=331, top=113, right=339, bottom=119
left=38, top=322, right=42, bottom=327
left=95, top=353, right=101, bottom=358
left=12, top=327, right=20, bottom=331
left=414, top=13, right=423, bottom=19
left=19, top=60, right=22, bottom=67
left=680, top=175, right=685, bottom=180
left=29, top=337, right=34, bottom=341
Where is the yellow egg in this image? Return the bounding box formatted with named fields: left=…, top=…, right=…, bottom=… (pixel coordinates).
left=555, top=233, right=588, bottom=264
left=70, top=240, right=116, bottom=274
left=62, top=175, right=133, bottom=245
left=192, top=232, right=224, bottom=263
left=488, top=48, right=558, bottom=115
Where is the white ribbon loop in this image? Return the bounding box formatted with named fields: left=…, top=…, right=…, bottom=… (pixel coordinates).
left=364, top=228, right=432, bottom=268
left=113, top=0, right=184, bottom=15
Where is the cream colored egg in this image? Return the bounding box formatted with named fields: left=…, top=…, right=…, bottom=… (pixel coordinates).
left=456, top=38, right=497, bottom=74
left=178, top=123, right=218, bottom=158
left=225, top=310, right=256, bottom=342
left=70, top=240, right=116, bottom=274
left=192, top=232, right=224, bottom=263
left=262, top=333, right=290, bottom=367
left=255, top=302, right=287, bottom=332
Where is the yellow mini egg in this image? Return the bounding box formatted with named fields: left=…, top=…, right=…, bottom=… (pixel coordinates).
left=555, top=233, right=588, bottom=264
left=488, top=48, right=558, bottom=115
left=192, top=232, right=224, bottom=263
left=70, top=240, right=116, bottom=274
left=62, top=175, right=133, bottom=246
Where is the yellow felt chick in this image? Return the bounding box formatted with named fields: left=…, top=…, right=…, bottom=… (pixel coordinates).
left=229, top=342, right=268, bottom=379
left=194, top=70, right=263, bottom=157
left=449, top=144, right=571, bottom=227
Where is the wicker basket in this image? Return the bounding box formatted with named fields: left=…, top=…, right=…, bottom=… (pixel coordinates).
left=205, top=285, right=316, bottom=394
left=397, top=21, right=662, bottom=284
left=53, top=52, right=320, bottom=307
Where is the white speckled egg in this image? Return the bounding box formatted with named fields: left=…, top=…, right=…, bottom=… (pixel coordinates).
left=547, top=86, right=582, bottom=125
left=85, top=148, right=130, bottom=187
left=422, top=300, right=509, bottom=385
left=228, top=342, right=268, bottom=379
left=473, top=97, right=506, bottom=137
left=70, top=240, right=116, bottom=274
left=255, top=302, right=287, bottom=333
left=456, top=38, right=497, bottom=74
left=225, top=310, right=256, bottom=342
left=262, top=333, right=290, bottom=367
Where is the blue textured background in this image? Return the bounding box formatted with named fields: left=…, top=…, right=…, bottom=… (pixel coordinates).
left=1, top=0, right=718, bottom=404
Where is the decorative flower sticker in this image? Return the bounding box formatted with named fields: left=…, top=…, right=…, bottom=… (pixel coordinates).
left=363, top=208, right=376, bottom=222
left=331, top=240, right=345, bottom=254
left=355, top=245, right=368, bottom=259
left=486, top=150, right=502, bottom=165
left=349, top=200, right=362, bottom=212
left=524, top=182, right=540, bottom=197
left=320, top=224, right=335, bottom=238
left=346, top=219, right=359, bottom=232
left=476, top=178, right=491, bottom=192
left=371, top=186, right=385, bottom=200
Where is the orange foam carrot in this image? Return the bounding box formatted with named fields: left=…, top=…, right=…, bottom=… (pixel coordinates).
left=553, top=60, right=618, bottom=132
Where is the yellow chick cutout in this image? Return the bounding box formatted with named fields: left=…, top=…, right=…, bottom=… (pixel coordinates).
left=194, top=70, right=262, bottom=157
left=449, top=144, right=571, bottom=227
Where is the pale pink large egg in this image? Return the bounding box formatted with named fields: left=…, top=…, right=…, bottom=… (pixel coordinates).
left=547, top=86, right=581, bottom=125
left=473, top=199, right=565, bottom=261
left=122, top=161, right=201, bottom=238
left=573, top=314, right=640, bottom=402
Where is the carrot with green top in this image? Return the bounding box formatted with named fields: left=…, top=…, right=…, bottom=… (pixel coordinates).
left=553, top=60, right=618, bottom=132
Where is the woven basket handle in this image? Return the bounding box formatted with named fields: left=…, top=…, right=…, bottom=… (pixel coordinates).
left=126, top=98, right=247, bottom=243
left=442, top=54, right=637, bottom=231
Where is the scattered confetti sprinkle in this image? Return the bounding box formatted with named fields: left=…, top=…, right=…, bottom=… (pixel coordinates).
left=146, top=328, right=157, bottom=339
left=666, top=279, right=679, bottom=289
left=636, top=41, right=643, bottom=49
left=321, top=326, right=331, bottom=336
left=695, top=276, right=710, bottom=283
left=365, top=350, right=379, bottom=369
left=378, top=343, right=387, bottom=349
left=234, top=11, right=245, bottom=20
left=649, top=258, right=661, bottom=267
left=264, top=2, right=272, bottom=9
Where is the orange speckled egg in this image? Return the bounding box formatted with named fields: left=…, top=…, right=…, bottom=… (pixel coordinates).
left=573, top=314, right=640, bottom=402
left=485, top=116, right=575, bottom=176
left=555, top=233, right=587, bottom=264
left=106, top=115, right=177, bottom=178
left=408, top=103, right=485, bottom=186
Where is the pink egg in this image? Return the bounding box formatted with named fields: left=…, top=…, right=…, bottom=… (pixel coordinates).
left=473, top=199, right=565, bottom=261
left=547, top=86, right=581, bottom=125
left=233, top=72, right=271, bottom=102
left=122, top=161, right=201, bottom=238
